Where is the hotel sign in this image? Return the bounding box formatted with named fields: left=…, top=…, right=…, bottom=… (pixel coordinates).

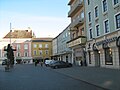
left=96, top=37, right=117, bottom=46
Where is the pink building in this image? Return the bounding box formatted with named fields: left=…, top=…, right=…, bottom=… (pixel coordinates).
left=12, top=39, right=32, bottom=64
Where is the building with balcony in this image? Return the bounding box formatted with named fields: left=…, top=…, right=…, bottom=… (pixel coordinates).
left=85, top=0, right=120, bottom=69
left=67, top=0, right=87, bottom=66
left=31, top=38, right=53, bottom=63
left=52, top=25, right=72, bottom=63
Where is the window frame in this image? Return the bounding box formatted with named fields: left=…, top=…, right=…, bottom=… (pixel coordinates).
left=88, top=12, right=92, bottom=22
left=24, top=44, right=28, bottom=50
left=33, top=44, right=37, bottom=48
left=96, top=24, right=100, bottom=36
left=89, top=28, right=93, bottom=39
left=45, top=44, right=48, bottom=48
left=94, top=5, right=99, bottom=18
left=33, top=50, right=37, bottom=56
left=115, top=13, right=120, bottom=30
left=17, top=44, right=21, bottom=50
left=24, top=52, right=28, bottom=57
left=102, top=0, right=108, bottom=13
left=104, top=19, right=110, bottom=34
left=113, top=0, right=119, bottom=5
left=88, top=0, right=90, bottom=5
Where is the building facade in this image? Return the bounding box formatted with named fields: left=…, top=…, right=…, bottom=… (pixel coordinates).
left=67, top=0, right=87, bottom=66
left=31, top=38, right=53, bottom=62
left=52, top=25, right=72, bottom=63
left=85, top=0, right=120, bottom=69
left=52, top=37, right=58, bottom=60
left=1, top=28, right=34, bottom=64
left=12, top=39, right=32, bottom=64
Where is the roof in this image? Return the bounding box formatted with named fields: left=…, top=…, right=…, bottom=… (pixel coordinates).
left=32, top=38, right=53, bottom=42
left=3, top=30, right=33, bottom=38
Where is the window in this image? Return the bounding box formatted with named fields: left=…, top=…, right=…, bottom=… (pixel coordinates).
left=24, top=52, right=28, bottom=57
left=81, top=28, right=84, bottom=35
left=39, top=44, right=42, bottom=48
left=88, top=0, right=90, bottom=5
left=88, top=12, right=91, bottom=22
left=66, top=32, right=68, bottom=37
left=39, top=50, right=42, bottom=55
left=103, top=0, right=107, bottom=12
left=17, top=44, right=20, bottom=50
left=113, top=0, right=118, bottom=5
left=115, top=13, right=120, bottom=29
left=45, top=44, right=48, bottom=48
left=17, top=52, right=21, bottom=57
left=81, top=11, right=84, bottom=19
left=104, top=20, right=109, bottom=33
left=33, top=51, right=36, bottom=55
left=89, top=28, right=93, bottom=39
left=96, top=25, right=100, bottom=36
left=33, top=44, right=37, bottom=48
left=24, top=44, right=28, bottom=50
left=95, top=6, right=98, bottom=18
left=72, top=33, right=75, bottom=39
left=104, top=48, right=113, bottom=65
left=45, top=50, right=49, bottom=55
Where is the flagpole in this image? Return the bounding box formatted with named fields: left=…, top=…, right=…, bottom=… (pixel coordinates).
left=10, top=23, right=12, bottom=45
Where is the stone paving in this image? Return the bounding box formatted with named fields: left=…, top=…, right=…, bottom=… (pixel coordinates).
left=51, top=66, right=120, bottom=90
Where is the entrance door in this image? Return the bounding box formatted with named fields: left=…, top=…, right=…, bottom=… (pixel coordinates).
left=94, top=51, right=100, bottom=67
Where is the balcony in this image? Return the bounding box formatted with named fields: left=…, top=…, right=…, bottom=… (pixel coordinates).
left=71, top=17, right=84, bottom=28
left=67, top=36, right=86, bottom=48
left=68, top=0, right=83, bottom=17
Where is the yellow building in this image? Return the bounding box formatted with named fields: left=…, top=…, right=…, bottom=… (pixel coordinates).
left=31, top=38, right=53, bottom=62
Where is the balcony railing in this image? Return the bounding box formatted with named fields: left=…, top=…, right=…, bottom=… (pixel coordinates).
left=71, top=17, right=84, bottom=27
left=67, top=36, right=86, bottom=48
left=68, top=0, right=83, bottom=17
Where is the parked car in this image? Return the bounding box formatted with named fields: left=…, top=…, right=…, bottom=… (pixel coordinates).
left=45, top=60, right=54, bottom=67
left=2, top=59, right=7, bottom=65
left=50, top=61, right=72, bottom=69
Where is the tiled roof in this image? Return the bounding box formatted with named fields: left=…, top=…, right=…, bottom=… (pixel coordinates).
left=4, top=30, right=33, bottom=38
left=32, top=38, right=53, bottom=42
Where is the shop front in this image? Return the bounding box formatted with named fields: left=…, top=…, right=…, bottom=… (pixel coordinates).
left=67, top=36, right=87, bottom=66
left=86, top=33, right=120, bottom=69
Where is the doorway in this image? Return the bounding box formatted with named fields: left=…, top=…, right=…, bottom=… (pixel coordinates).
left=94, top=51, right=100, bottom=67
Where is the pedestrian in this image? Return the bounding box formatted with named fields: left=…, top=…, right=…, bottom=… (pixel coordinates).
left=80, top=60, right=83, bottom=66
left=40, top=61, right=43, bottom=67
left=35, top=60, right=37, bottom=66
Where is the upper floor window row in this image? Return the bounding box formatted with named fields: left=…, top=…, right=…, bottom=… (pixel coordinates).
left=33, top=44, right=49, bottom=48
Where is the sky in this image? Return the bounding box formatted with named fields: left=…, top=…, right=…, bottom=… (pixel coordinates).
left=0, top=0, right=70, bottom=38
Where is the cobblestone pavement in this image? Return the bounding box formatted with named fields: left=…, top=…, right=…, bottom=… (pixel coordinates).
left=0, top=64, right=107, bottom=90
left=51, top=66, right=120, bottom=90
